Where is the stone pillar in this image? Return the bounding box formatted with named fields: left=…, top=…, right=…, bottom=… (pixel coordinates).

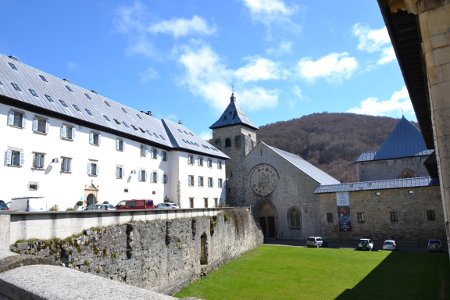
left=0, top=214, right=10, bottom=251
left=417, top=1, right=450, bottom=257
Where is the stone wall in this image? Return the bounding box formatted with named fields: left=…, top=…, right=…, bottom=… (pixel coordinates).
left=9, top=208, right=263, bottom=295
left=318, top=186, right=446, bottom=244
left=356, top=156, right=430, bottom=181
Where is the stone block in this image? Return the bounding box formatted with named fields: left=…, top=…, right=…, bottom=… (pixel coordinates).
left=430, top=80, right=450, bottom=111
left=428, top=62, right=450, bottom=85
left=419, top=6, right=450, bottom=38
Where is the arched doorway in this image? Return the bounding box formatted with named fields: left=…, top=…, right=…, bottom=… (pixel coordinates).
left=86, top=193, right=96, bottom=206
left=84, top=182, right=99, bottom=207
left=256, top=200, right=277, bottom=239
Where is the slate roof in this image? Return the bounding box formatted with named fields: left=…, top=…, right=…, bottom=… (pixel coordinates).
left=209, top=93, right=258, bottom=130
left=264, top=143, right=340, bottom=185
left=314, top=176, right=438, bottom=194
left=0, top=54, right=227, bottom=159
left=356, top=149, right=434, bottom=162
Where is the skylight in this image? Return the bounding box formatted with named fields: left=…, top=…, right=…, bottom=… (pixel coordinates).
left=73, top=104, right=81, bottom=112
left=8, top=62, right=18, bottom=70
left=84, top=93, right=91, bottom=100
left=45, top=94, right=54, bottom=102
left=121, top=107, right=127, bottom=113
left=113, top=118, right=121, bottom=125
left=122, top=122, right=129, bottom=128
left=39, top=75, right=48, bottom=82
left=65, top=85, right=73, bottom=92
left=105, top=101, right=111, bottom=107
left=85, top=109, right=93, bottom=116
left=29, top=89, right=38, bottom=97
left=11, top=82, right=21, bottom=91
left=59, top=99, right=68, bottom=107
left=103, top=115, right=111, bottom=122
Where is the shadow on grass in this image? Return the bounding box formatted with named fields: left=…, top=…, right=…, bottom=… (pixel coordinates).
left=336, top=251, right=450, bottom=300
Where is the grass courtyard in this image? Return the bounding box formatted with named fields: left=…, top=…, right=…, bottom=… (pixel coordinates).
left=176, top=244, right=450, bottom=300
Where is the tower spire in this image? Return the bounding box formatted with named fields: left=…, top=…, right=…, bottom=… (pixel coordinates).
left=230, top=82, right=236, bottom=102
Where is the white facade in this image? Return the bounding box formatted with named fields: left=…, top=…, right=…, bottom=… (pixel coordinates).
left=0, top=55, right=227, bottom=210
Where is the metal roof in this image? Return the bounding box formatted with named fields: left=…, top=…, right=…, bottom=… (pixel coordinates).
left=314, top=176, right=438, bottom=194
left=209, top=93, right=258, bottom=130
left=0, top=54, right=227, bottom=159
left=264, top=143, right=340, bottom=185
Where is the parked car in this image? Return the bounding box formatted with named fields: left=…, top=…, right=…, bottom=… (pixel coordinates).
left=94, top=204, right=116, bottom=211
left=357, top=238, right=374, bottom=251
left=306, top=236, right=327, bottom=248
left=427, top=239, right=442, bottom=252
left=155, top=202, right=179, bottom=209
left=382, top=239, right=398, bottom=251
left=116, top=199, right=155, bottom=210
left=0, top=200, right=8, bottom=211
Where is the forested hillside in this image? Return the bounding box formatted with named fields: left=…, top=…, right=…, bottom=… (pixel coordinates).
left=257, top=112, right=401, bottom=182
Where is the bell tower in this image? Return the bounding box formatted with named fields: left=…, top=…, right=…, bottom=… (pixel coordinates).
left=210, top=93, right=258, bottom=206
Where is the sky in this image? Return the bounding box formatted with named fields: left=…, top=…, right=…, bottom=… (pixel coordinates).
left=0, top=0, right=414, bottom=139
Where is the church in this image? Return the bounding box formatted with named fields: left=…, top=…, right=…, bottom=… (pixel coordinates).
left=210, top=93, right=339, bottom=240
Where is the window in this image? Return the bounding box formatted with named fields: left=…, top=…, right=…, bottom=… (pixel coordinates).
left=113, top=118, right=121, bottom=125
left=29, top=89, right=38, bottom=97
left=116, top=166, right=124, bottom=179
left=198, top=176, right=204, bottom=187
left=89, top=132, right=100, bottom=146
left=121, top=107, right=127, bottom=113
left=218, top=178, right=223, bottom=188
left=151, top=148, right=157, bottom=159
left=5, top=149, right=23, bottom=167
left=45, top=94, right=54, bottom=102
left=326, top=213, right=334, bottom=223
left=162, top=151, right=168, bottom=162
left=87, top=161, right=98, bottom=176
left=198, top=157, right=204, bottom=167
left=73, top=104, right=81, bottom=112
left=188, top=155, right=194, bottom=165
left=85, top=109, right=93, bottom=116
left=61, top=157, right=72, bottom=173
left=188, top=175, right=194, bottom=186
left=163, top=174, right=168, bottom=184
left=8, top=62, right=18, bottom=70
left=204, top=198, right=208, bottom=208
left=59, top=99, right=68, bottom=107
left=217, top=160, right=223, bottom=169
left=39, top=75, right=48, bottom=82
left=225, top=138, right=231, bottom=148
left=33, top=117, right=48, bottom=134
left=234, top=135, right=241, bottom=148
left=7, top=110, right=25, bottom=128
left=207, top=159, right=213, bottom=168
left=151, top=171, right=158, bottom=183
left=390, top=211, right=399, bottom=222
left=32, top=152, right=45, bottom=169
left=189, top=198, right=194, bottom=208
left=357, top=212, right=365, bottom=223
left=208, top=177, right=213, bottom=188
left=214, top=198, right=218, bottom=207
left=138, top=170, right=147, bottom=182
left=104, top=101, right=111, bottom=107
left=11, top=82, right=21, bottom=91
left=60, top=124, right=74, bottom=140
left=288, top=207, right=301, bottom=229
left=103, top=115, right=111, bottom=122
left=28, top=182, right=39, bottom=191
left=84, top=93, right=91, bottom=100
left=140, top=145, right=147, bottom=157
left=65, top=85, right=73, bottom=92
left=427, top=210, right=436, bottom=221
left=116, top=139, right=124, bottom=151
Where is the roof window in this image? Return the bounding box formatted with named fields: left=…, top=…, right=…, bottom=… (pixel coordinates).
left=84, top=93, right=91, bottom=100
left=139, top=127, right=145, bottom=133
left=113, top=118, right=121, bottom=125
left=131, top=125, right=138, bottom=131
left=73, top=104, right=81, bottom=112
left=159, top=134, right=165, bottom=140
left=39, top=75, right=48, bottom=82
left=8, top=62, right=18, bottom=70
left=0, top=80, right=3, bottom=85
left=177, top=129, right=183, bottom=133
left=29, top=89, right=38, bottom=97
left=153, top=132, right=159, bottom=139
left=136, top=113, right=142, bottom=119
left=11, top=82, right=21, bottom=91
left=104, top=101, right=111, bottom=107
left=45, top=94, right=54, bottom=102
left=122, top=121, right=129, bottom=128
left=59, top=99, right=68, bottom=107
left=65, top=85, right=73, bottom=92
left=85, top=108, right=93, bottom=116
left=121, top=107, right=127, bottom=113
left=103, top=115, right=111, bottom=122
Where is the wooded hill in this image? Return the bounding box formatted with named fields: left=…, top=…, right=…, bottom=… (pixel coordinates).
left=257, top=112, right=401, bottom=183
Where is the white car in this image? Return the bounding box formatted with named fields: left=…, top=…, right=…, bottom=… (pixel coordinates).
left=156, top=202, right=179, bottom=209
left=357, top=238, right=374, bottom=251
left=427, top=239, right=442, bottom=252
left=306, top=236, right=327, bottom=248
left=382, top=239, right=397, bottom=251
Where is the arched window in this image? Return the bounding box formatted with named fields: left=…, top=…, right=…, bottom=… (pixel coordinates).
left=398, top=168, right=417, bottom=179
left=225, top=138, right=231, bottom=148
left=288, top=207, right=301, bottom=230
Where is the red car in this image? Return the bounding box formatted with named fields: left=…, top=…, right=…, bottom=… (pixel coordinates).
left=0, top=200, right=9, bottom=211
left=115, top=199, right=155, bottom=210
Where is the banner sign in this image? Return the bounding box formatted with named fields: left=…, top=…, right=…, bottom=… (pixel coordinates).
left=336, top=192, right=352, bottom=232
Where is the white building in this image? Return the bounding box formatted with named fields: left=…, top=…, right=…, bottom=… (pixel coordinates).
left=0, top=54, right=227, bottom=210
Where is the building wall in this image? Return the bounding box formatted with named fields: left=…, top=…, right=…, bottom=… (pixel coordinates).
left=356, top=155, right=430, bottom=181
left=318, top=186, right=446, bottom=244
left=242, top=143, right=321, bottom=240
left=0, top=103, right=225, bottom=210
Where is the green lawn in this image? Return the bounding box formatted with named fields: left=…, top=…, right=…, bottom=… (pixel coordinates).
left=176, top=245, right=450, bottom=300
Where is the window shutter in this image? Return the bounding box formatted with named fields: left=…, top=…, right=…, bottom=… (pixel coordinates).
left=61, top=125, right=66, bottom=139
left=116, top=139, right=119, bottom=150
left=45, top=121, right=49, bottom=133
left=32, top=118, right=38, bottom=131
left=19, top=152, right=24, bottom=166
left=71, top=127, right=75, bottom=139
left=89, top=132, right=94, bottom=144
left=87, top=163, right=91, bottom=175
left=21, top=115, right=25, bottom=128
left=7, top=111, right=14, bottom=126
left=96, top=164, right=99, bottom=176
left=5, top=150, right=12, bottom=165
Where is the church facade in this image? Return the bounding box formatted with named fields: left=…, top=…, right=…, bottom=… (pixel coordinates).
left=211, top=94, right=339, bottom=240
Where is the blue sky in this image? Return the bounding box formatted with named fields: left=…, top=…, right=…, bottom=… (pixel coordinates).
left=0, top=0, right=414, bottom=139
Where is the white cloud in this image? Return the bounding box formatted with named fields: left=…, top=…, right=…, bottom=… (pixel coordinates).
left=240, top=87, right=279, bottom=111
left=347, top=86, right=414, bottom=117
left=266, top=41, right=293, bottom=56
left=198, top=130, right=212, bottom=141
left=65, top=61, right=79, bottom=72
left=148, top=16, right=216, bottom=38
left=242, top=0, right=294, bottom=17
left=125, top=36, right=159, bottom=58
left=114, top=1, right=148, bottom=34
left=296, top=52, right=358, bottom=83
left=235, top=56, right=285, bottom=82
left=352, top=23, right=395, bottom=65
left=139, top=67, right=159, bottom=83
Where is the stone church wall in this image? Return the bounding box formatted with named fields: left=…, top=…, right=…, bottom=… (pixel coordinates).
left=356, top=156, right=430, bottom=181
left=318, top=186, right=446, bottom=244
left=9, top=208, right=263, bottom=295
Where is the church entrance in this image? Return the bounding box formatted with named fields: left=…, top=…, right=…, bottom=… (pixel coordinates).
left=257, top=201, right=277, bottom=239
left=84, top=182, right=99, bottom=207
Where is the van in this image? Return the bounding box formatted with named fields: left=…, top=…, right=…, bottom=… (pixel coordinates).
left=115, top=199, right=155, bottom=210
left=9, top=196, right=47, bottom=211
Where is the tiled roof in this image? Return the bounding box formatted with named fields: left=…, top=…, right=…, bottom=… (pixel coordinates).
left=0, top=54, right=227, bottom=159
left=209, top=93, right=258, bottom=130
left=265, top=143, right=340, bottom=185
left=356, top=149, right=433, bottom=162
left=314, top=176, right=438, bottom=193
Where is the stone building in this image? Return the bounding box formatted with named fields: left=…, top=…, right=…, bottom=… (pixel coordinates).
left=211, top=94, right=339, bottom=240
left=315, top=117, right=446, bottom=244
